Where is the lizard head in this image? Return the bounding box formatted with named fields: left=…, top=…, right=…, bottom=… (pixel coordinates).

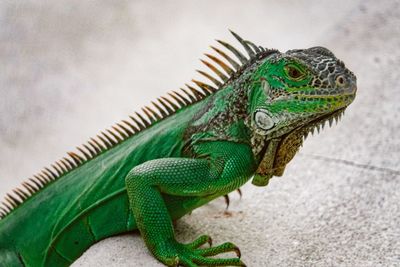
left=248, top=46, right=357, bottom=186
left=249, top=46, right=357, bottom=139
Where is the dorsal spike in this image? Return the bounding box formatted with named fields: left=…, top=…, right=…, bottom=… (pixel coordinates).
left=35, top=173, right=50, bottom=184
left=14, top=188, right=29, bottom=200
left=76, top=146, right=92, bottom=159
left=0, top=207, right=8, bottom=216
left=96, top=134, right=112, bottom=149
left=129, top=114, right=147, bottom=130
left=116, top=122, right=134, bottom=136
left=51, top=164, right=63, bottom=176
left=87, top=140, right=101, bottom=154
left=90, top=137, right=107, bottom=151
left=205, top=53, right=235, bottom=76
left=151, top=101, right=168, bottom=117
left=180, top=88, right=196, bottom=102
left=157, top=97, right=175, bottom=113
left=1, top=205, right=11, bottom=213
left=4, top=196, right=17, bottom=208
left=167, top=92, right=185, bottom=107
left=22, top=181, right=36, bottom=194
left=70, top=151, right=85, bottom=162
left=172, top=90, right=191, bottom=105
left=82, top=144, right=96, bottom=158
left=61, top=158, right=75, bottom=170
left=134, top=112, right=151, bottom=127
left=229, top=30, right=255, bottom=57
left=197, top=81, right=214, bottom=95
left=259, top=46, right=266, bottom=52
left=63, top=157, right=76, bottom=169
left=44, top=167, right=57, bottom=179
left=128, top=116, right=145, bottom=131
left=196, top=69, right=222, bottom=87
left=31, top=176, right=45, bottom=188
left=185, top=84, right=205, bottom=100
left=6, top=193, right=20, bottom=206
left=216, top=39, right=248, bottom=65
left=2, top=199, right=13, bottom=211
left=59, top=157, right=73, bottom=172
left=146, top=106, right=162, bottom=120
left=111, top=126, right=129, bottom=140
left=67, top=152, right=82, bottom=165
left=192, top=79, right=217, bottom=93
left=210, top=45, right=241, bottom=70
left=86, top=140, right=101, bottom=154
left=142, top=107, right=157, bottom=123
left=1, top=201, right=13, bottom=212
left=200, top=59, right=229, bottom=82
left=245, top=40, right=261, bottom=53
left=122, top=120, right=140, bottom=133
left=37, top=173, right=50, bottom=183
left=106, top=129, right=123, bottom=143
left=12, top=191, right=29, bottom=203
left=28, top=178, right=42, bottom=189
left=54, top=161, right=68, bottom=174
left=160, top=96, right=179, bottom=110
left=101, top=131, right=118, bottom=146
left=8, top=193, right=21, bottom=205
left=12, top=189, right=25, bottom=201
left=41, top=169, right=55, bottom=181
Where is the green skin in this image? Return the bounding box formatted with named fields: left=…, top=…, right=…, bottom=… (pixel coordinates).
left=0, top=44, right=356, bottom=266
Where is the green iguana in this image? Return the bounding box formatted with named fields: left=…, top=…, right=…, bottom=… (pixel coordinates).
left=0, top=31, right=357, bottom=266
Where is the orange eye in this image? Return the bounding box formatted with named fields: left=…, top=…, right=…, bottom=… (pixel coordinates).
left=285, top=65, right=305, bottom=80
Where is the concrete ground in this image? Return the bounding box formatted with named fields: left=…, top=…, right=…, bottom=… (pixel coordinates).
left=1, top=0, right=399, bottom=266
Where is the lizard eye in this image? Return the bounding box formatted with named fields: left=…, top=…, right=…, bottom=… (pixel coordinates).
left=285, top=65, right=305, bottom=81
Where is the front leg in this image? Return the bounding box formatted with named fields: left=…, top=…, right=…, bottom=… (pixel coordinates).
left=125, top=142, right=255, bottom=266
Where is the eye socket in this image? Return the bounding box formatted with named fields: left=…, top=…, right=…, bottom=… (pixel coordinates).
left=285, top=65, right=305, bottom=80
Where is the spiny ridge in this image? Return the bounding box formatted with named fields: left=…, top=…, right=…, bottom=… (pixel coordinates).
left=0, top=30, right=277, bottom=219
left=302, top=108, right=346, bottom=142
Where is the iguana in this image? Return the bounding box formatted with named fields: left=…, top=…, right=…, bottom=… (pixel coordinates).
left=0, top=31, right=357, bottom=267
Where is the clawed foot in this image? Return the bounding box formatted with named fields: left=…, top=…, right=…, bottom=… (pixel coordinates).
left=157, top=235, right=246, bottom=267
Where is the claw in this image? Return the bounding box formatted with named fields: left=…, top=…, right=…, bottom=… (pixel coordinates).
left=233, top=246, right=241, bottom=258
left=237, top=188, right=242, bottom=199
left=224, top=194, right=230, bottom=209
left=207, top=236, right=213, bottom=247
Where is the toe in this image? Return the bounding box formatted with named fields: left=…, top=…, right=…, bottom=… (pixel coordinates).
left=197, top=242, right=241, bottom=258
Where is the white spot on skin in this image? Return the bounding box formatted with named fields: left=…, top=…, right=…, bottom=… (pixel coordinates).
left=254, top=110, right=274, bottom=130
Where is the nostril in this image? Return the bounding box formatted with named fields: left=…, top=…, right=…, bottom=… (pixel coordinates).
left=336, top=75, right=346, bottom=86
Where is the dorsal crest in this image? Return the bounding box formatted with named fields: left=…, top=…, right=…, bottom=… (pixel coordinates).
left=0, top=31, right=278, bottom=219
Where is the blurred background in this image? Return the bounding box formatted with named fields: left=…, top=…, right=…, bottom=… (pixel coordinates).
left=0, top=0, right=399, bottom=266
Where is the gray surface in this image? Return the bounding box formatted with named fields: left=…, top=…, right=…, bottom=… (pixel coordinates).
left=1, top=0, right=399, bottom=266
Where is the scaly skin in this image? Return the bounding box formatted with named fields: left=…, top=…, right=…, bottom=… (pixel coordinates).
left=0, top=32, right=356, bottom=266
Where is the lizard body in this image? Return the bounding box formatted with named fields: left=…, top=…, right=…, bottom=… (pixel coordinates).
left=0, top=31, right=357, bottom=266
